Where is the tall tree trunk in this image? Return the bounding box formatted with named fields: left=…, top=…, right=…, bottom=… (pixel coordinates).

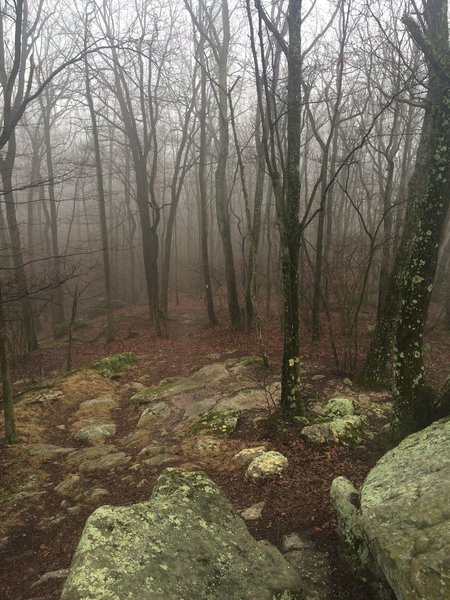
left=214, top=0, right=240, bottom=328
left=198, top=44, right=217, bottom=325
left=160, top=84, right=196, bottom=317
left=279, top=0, right=303, bottom=414
left=245, top=109, right=265, bottom=330
left=0, top=280, right=17, bottom=443
left=390, top=0, right=450, bottom=439
left=85, top=58, right=114, bottom=342
left=42, top=100, right=65, bottom=326
left=124, top=150, right=137, bottom=304
left=0, top=135, right=37, bottom=353
left=376, top=106, right=401, bottom=321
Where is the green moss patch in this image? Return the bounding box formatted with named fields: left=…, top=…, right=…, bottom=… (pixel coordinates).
left=91, top=352, right=137, bottom=378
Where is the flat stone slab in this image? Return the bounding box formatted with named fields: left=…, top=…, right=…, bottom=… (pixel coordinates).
left=65, top=445, right=118, bottom=468
left=192, top=410, right=240, bottom=435
left=27, top=444, right=75, bottom=458
left=61, top=469, right=302, bottom=600
left=78, top=394, right=118, bottom=411
left=78, top=452, right=130, bottom=473
left=131, top=363, right=232, bottom=405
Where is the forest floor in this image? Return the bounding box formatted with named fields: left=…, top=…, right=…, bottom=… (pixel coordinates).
left=0, top=298, right=449, bottom=600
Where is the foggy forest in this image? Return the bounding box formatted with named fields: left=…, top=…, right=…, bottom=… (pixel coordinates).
left=0, top=0, right=449, bottom=599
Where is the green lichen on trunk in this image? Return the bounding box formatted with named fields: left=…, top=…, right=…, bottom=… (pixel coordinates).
left=391, top=83, right=450, bottom=440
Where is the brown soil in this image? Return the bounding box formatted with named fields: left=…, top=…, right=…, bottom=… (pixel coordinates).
left=0, top=298, right=448, bottom=600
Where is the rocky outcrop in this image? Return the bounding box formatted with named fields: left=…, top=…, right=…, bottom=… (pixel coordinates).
left=131, top=363, right=231, bottom=404
left=331, top=417, right=450, bottom=599
left=61, top=468, right=302, bottom=600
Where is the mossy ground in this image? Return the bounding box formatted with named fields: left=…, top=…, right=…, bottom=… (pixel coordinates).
left=91, top=352, right=137, bottom=378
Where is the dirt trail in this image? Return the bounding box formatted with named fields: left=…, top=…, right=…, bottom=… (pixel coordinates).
left=0, top=305, right=391, bottom=600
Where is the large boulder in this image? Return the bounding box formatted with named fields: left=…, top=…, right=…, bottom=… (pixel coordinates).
left=331, top=417, right=450, bottom=599
left=61, top=468, right=302, bottom=600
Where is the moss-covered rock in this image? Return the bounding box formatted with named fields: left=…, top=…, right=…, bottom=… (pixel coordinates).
left=330, top=477, right=368, bottom=567
left=321, top=397, right=356, bottom=418
left=131, top=382, right=179, bottom=404
left=232, top=446, right=267, bottom=465
left=91, top=352, right=137, bottom=378
left=301, top=415, right=366, bottom=446
left=61, top=468, right=302, bottom=600
left=191, top=409, right=240, bottom=435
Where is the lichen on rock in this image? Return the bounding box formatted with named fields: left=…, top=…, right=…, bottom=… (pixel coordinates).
left=245, top=451, right=289, bottom=481
left=331, top=417, right=450, bottom=600
left=191, top=409, right=240, bottom=435
left=321, top=397, right=356, bottom=418
left=61, top=468, right=302, bottom=600
left=302, top=415, right=366, bottom=446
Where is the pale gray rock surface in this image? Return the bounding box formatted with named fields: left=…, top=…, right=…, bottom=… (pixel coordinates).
left=332, top=417, right=450, bottom=599
left=73, top=423, right=116, bottom=445
left=245, top=451, right=288, bottom=481
left=360, top=417, right=450, bottom=599
left=61, top=468, right=302, bottom=600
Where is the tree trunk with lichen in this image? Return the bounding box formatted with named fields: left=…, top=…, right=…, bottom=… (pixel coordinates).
left=390, top=0, right=450, bottom=440
left=279, top=0, right=303, bottom=415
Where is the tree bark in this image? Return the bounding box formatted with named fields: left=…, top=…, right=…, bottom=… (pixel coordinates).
left=0, top=280, right=17, bottom=443
left=0, top=134, right=38, bottom=353
left=84, top=56, right=114, bottom=342
left=390, top=0, right=450, bottom=439
left=279, top=0, right=303, bottom=414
